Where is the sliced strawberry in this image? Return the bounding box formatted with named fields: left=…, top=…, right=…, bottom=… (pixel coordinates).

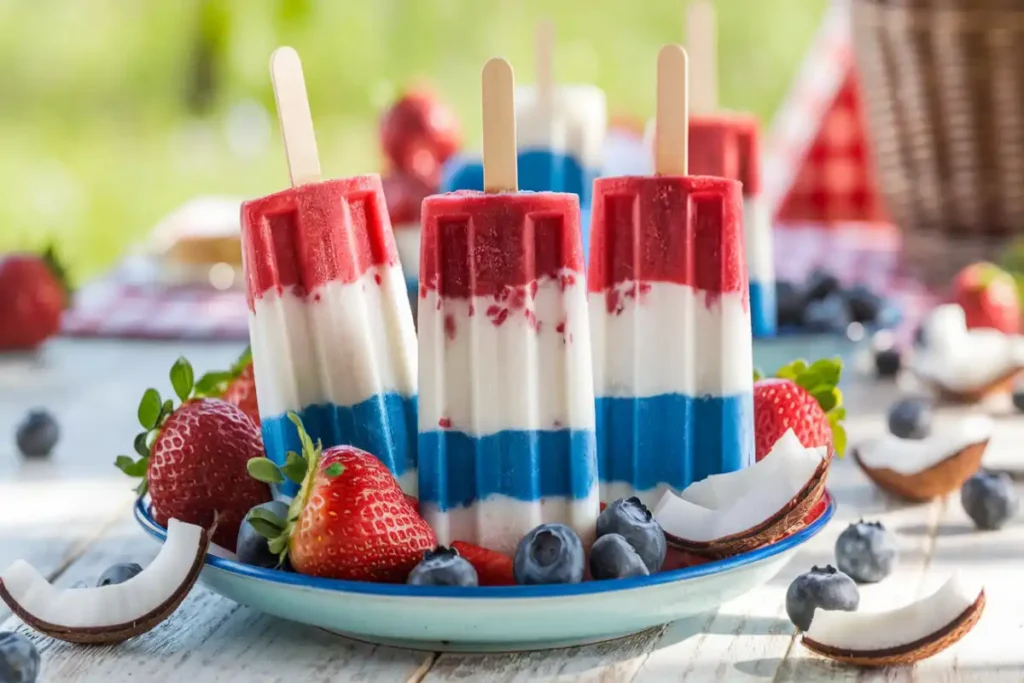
left=450, top=541, right=516, bottom=586
left=662, top=548, right=712, bottom=571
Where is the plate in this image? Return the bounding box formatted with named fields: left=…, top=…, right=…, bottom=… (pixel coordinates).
left=134, top=494, right=835, bottom=653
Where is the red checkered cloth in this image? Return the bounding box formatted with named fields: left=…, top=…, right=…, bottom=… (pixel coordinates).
left=763, top=0, right=889, bottom=226
left=61, top=267, right=248, bottom=341
left=774, top=222, right=939, bottom=344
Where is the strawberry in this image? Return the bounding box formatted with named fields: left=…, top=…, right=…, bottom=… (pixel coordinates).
left=246, top=414, right=436, bottom=582
left=952, top=262, right=1021, bottom=334
left=752, top=358, right=847, bottom=462
left=450, top=541, right=515, bottom=586
left=193, top=346, right=260, bottom=426
left=0, top=247, right=70, bottom=350
left=115, top=357, right=271, bottom=550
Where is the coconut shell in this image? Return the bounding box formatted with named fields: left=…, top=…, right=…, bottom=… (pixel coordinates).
left=0, top=525, right=212, bottom=645
left=663, top=458, right=830, bottom=560
left=802, top=591, right=985, bottom=668
left=917, top=367, right=1021, bottom=405
left=853, top=440, right=988, bottom=503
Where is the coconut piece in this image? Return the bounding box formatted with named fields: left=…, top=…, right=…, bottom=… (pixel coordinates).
left=803, top=573, right=985, bottom=667
left=912, top=304, right=1024, bottom=402
left=854, top=415, right=992, bottom=502
left=0, top=519, right=211, bottom=644
left=654, top=430, right=829, bottom=559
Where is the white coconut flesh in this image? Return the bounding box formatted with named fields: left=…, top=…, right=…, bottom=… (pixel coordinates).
left=856, top=414, right=993, bottom=475
left=914, top=304, right=1024, bottom=391
left=653, top=430, right=825, bottom=542
left=0, top=519, right=203, bottom=629
left=806, top=573, right=982, bottom=652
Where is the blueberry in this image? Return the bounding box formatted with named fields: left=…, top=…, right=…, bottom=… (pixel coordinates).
left=513, top=523, right=585, bottom=585
left=407, top=546, right=478, bottom=586
left=802, top=292, right=852, bottom=334
left=913, top=324, right=927, bottom=348
left=843, top=285, right=883, bottom=324
left=785, top=565, right=860, bottom=631
left=96, top=563, right=143, bottom=587
left=886, top=398, right=932, bottom=439
left=595, top=497, right=667, bottom=572
left=238, top=500, right=291, bottom=569
left=804, top=269, right=842, bottom=302
left=15, top=409, right=59, bottom=458
left=961, top=471, right=1019, bottom=531
left=874, top=347, right=902, bottom=379
left=1013, top=390, right=1024, bottom=414
left=0, top=631, right=40, bottom=683
left=776, top=280, right=805, bottom=327
left=834, top=520, right=898, bottom=583
left=589, top=534, right=649, bottom=580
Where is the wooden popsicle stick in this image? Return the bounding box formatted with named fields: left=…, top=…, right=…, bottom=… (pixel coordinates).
left=269, top=46, right=321, bottom=187
left=655, top=44, right=689, bottom=176
left=535, top=20, right=555, bottom=109
left=686, top=0, right=718, bottom=114
left=482, top=57, right=518, bottom=193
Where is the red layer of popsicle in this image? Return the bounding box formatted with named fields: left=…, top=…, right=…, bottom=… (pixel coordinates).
left=588, top=175, right=745, bottom=298
left=688, top=114, right=761, bottom=197
left=419, top=191, right=586, bottom=300
left=241, top=175, right=399, bottom=310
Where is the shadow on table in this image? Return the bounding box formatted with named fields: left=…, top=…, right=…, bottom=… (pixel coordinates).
left=654, top=610, right=794, bottom=648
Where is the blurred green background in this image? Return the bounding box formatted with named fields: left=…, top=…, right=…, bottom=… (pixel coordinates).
left=0, top=0, right=827, bottom=284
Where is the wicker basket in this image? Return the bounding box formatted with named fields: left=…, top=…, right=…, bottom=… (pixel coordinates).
left=851, top=0, right=1024, bottom=286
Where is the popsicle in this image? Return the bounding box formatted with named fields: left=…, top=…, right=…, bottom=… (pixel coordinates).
left=418, top=57, right=599, bottom=555
left=440, top=23, right=607, bottom=205
left=643, top=1, right=777, bottom=337
left=589, top=45, right=755, bottom=508
left=241, top=48, right=418, bottom=497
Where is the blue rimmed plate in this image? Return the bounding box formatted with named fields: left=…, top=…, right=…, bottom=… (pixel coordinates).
left=134, top=494, right=834, bottom=652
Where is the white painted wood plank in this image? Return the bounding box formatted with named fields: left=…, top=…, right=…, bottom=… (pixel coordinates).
left=421, top=629, right=665, bottom=683
left=3, top=518, right=435, bottom=683
left=900, top=482, right=1024, bottom=682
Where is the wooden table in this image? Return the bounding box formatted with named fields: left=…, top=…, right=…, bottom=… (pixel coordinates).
left=2, top=339, right=1023, bottom=682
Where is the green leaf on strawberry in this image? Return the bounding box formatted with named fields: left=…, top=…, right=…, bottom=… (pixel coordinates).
left=170, top=357, right=195, bottom=402
left=116, top=356, right=223, bottom=496
left=769, top=356, right=847, bottom=457
left=41, top=244, right=73, bottom=305
left=194, top=346, right=252, bottom=398
left=245, top=412, right=327, bottom=567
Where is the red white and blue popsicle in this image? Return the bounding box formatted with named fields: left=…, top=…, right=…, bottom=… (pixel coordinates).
left=418, top=57, right=599, bottom=555
left=590, top=45, right=755, bottom=507
left=241, top=48, right=418, bottom=497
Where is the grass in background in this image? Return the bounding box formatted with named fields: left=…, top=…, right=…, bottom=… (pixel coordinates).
left=0, top=0, right=827, bottom=283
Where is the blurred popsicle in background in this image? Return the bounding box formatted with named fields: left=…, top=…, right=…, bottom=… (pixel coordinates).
left=645, top=0, right=777, bottom=338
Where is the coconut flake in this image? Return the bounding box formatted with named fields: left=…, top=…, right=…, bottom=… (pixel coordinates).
left=913, top=304, right=1024, bottom=392
left=654, top=430, right=825, bottom=542
left=0, top=519, right=203, bottom=628
left=856, top=414, right=993, bottom=475
left=806, top=573, right=982, bottom=652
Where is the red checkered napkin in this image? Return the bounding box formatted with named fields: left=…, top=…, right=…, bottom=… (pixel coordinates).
left=61, top=269, right=248, bottom=341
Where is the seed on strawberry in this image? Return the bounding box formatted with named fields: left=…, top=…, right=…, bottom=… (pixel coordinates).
left=246, top=413, right=436, bottom=582
left=753, top=358, right=846, bottom=462
left=115, top=356, right=272, bottom=550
